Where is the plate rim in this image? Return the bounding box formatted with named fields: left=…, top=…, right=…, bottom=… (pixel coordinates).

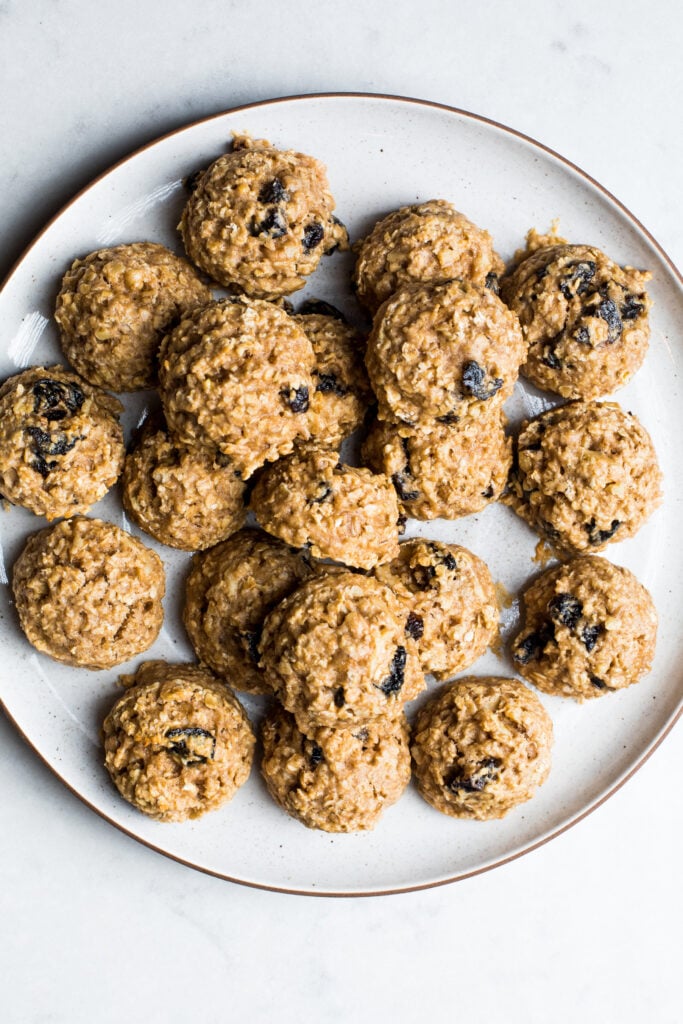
left=1, top=90, right=681, bottom=897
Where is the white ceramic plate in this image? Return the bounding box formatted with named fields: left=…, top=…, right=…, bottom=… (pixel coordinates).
left=1, top=94, right=681, bottom=896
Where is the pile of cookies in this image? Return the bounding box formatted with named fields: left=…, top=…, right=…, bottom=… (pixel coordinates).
left=0, top=132, right=661, bottom=832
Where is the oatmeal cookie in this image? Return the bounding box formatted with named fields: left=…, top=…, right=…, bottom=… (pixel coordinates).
left=292, top=309, right=371, bottom=447
left=250, top=446, right=400, bottom=570
left=122, top=418, right=246, bottom=551
left=259, top=571, right=425, bottom=730
left=158, top=297, right=315, bottom=478
left=103, top=660, right=254, bottom=822
left=500, top=239, right=651, bottom=399
left=505, top=400, right=662, bottom=554
left=183, top=528, right=311, bottom=695
left=0, top=365, right=124, bottom=521
left=179, top=133, right=348, bottom=299
left=353, top=199, right=504, bottom=314
left=365, top=278, right=525, bottom=427
left=411, top=677, right=553, bottom=820
left=362, top=411, right=511, bottom=519
left=511, top=556, right=657, bottom=700
left=260, top=704, right=411, bottom=832
left=13, top=517, right=165, bottom=669
left=374, top=539, right=498, bottom=680
left=54, top=242, right=211, bottom=392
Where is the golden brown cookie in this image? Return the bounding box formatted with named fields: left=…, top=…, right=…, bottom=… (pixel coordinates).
left=411, top=677, right=553, bottom=820
left=55, top=242, right=211, bottom=391
left=13, top=517, right=165, bottom=669
left=260, top=704, right=411, bottom=832
left=511, top=556, right=657, bottom=700
left=0, top=365, right=124, bottom=521
left=179, top=133, right=348, bottom=298
left=103, top=660, right=254, bottom=822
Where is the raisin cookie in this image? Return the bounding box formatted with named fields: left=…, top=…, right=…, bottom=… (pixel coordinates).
left=183, top=529, right=311, bottom=695
left=501, top=239, right=651, bottom=399
left=55, top=242, right=211, bottom=391
left=179, top=133, right=348, bottom=298
left=353, top=199, right=504, bottom=314
left=13, top=517, right=165, bottom=669
left=511, top=556, right=657, bottom=700
left=365, top=278, right=525, bottom=427
left=122, top=418, right=246, bottom=551
left=261, top=704, right=411, bottom=832
left=259, top=571, right=425, bottom=730
left=158, top=297, right=315, bottom=478
left=362, top=411, right=511, bottom=519
left=411, top=677, right=553, bottom=820
left=103, top=660, right=254, bottom=822
left=250, top=446, right=400, bottom=570
left=0, top=365, right=124, bottom=521
left=505, top=400, right=662, bottom=554
left=374, top=539, right=498, bottom=680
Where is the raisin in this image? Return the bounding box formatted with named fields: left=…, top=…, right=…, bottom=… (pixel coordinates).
left=536, top=267, right=548, bottom=281
left=621, top=295, right=644, bottom=321
left=411, top=563, right=436, bottom=591
left=461, top=360, right=503, bottom=401
left=585, top=518, right=621, bottom=545
left=484, top=272, right=500, bottom=294
left=589, top=674, right=611, bottom=690
left=430, top=545, right=456, bottom=572
left=241, top=629, right=262, bottom=664
left=558, top=260, right=596, bottom=300
left=581, top=623, right=603, bottom=652
left=251, top=207, right=287, bottom=238
left=32, top=378, right=85, bottom=421
left=444, top=757, right=502, bottom=794
left=164, top=727, right=215, bottom=766
left=299, top=298, right=346, bottom=321
left=405, top=611, right=424, bottom=640
left=308, top=743, right=324, bottom=768
left=436, top=411, right=460, bottom=425
left=352, top=727, right=369, bottom=743
left=397, top=513, right=407, bottom=535
left=258, top=177, right=289, bottom=203
left=513, top=621, right=555, bottom=665
left=595, top=298, right=622, bottom=343
left=548, top=593, right=583, bottom=630
left=377, top=646, right=407, bottom=696
left=302, top=222, right=324, bottom=251
left=25, top=426, right=79, bottom=477
left=392, top=472, right=420, bottom=502
left=280, top=385, right=309, bottom=413
left=310, top=482, right=332, bottom=504
left=575, top=326, right=591, bottom=345
left=314, top=371, right=348, bottom=397
left=542, top=347, right=562, bottom=369
left=334, top=687, right=345, bottom=708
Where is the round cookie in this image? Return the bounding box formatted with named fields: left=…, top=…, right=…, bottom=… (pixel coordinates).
left=374, top=539, right=498, bottom=680
left=411, top=677, right=553, bottom=820
left=353, top=199, right=504, bottom=314
left=500, top=241, right=651, bottom=399
left=183, top=529, right=312, bottom=695
left=260, top=705, right=411, bottom=832
left=250, top=446, right=400, bottom=570
left=122, top=419, right=246, bottom=551
left=292, top=310, right=371, bottom=447
left=365, top=278, right=525, bottom=427
left=505, top=400, right=662, bottom=554
left=13, top=517, right=165, bottom=669
left=54, top=242, right=212, bottom=392
left=0, top=365, right=124, bottom=521
left=179, top=132, right=348, bottom=299
left=511, top=556, right=657, bottom=700
left=259, top=571, right=425, bottom=730
left=103, top=660, right=254, bottom=822
left=362, top=411, right=511, bottom=520
left=158, top=297, right=315, bottom=478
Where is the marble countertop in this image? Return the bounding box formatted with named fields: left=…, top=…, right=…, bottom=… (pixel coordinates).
left=1, top=2, right=680, bottom=1022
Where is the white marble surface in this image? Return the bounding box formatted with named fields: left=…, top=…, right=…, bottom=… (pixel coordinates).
left=0, top=1, right=681, bottom=1021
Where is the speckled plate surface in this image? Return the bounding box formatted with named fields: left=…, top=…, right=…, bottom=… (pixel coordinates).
left=0, top=94, right=681, bottom=895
